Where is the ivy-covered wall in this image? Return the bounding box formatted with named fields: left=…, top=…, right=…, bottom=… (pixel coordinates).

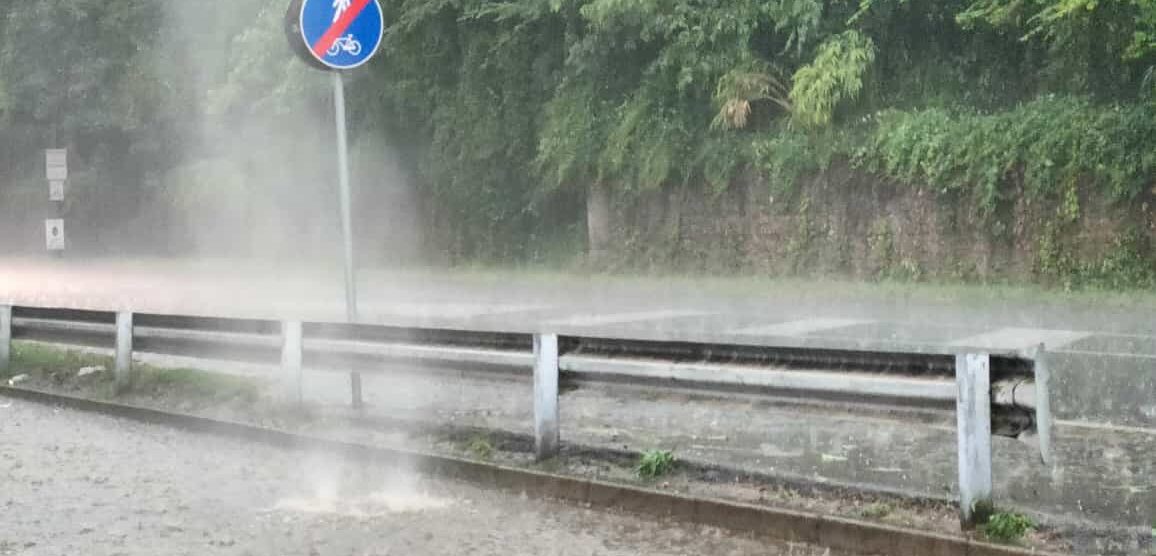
left=606, top=159, right=1156, bottom=289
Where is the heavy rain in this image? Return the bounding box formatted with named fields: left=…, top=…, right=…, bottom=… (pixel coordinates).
left=1, top=0, right=1155, bottom=554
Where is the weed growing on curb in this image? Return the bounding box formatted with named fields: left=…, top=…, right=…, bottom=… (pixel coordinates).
left=982, top=511, right=1034, bottom=543
left=859, top=502, right=893, bottom=519
left=468, top=436, right=494, bottom=460
left=637, top=450, right=675, bottom=479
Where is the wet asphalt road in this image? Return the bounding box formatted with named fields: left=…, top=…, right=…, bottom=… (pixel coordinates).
left=0, top=398, right=841, bottom=556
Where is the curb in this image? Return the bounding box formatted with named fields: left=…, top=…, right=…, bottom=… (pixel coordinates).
left=0, top=386, right=1060, bottom=556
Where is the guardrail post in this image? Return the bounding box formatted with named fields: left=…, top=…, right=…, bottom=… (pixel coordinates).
left=956, top=353, right=993, bottom=528
left=281, top=321, right=304, bottom=404
left=350, top=372, right=363, bottom=409
left=0, top=305, right=11, bottom=372
left=534, top=333, right=560, bottom=459
left=115, top=312, right=133, bottom=392
left=1028, top=344, right=1054, bottom=467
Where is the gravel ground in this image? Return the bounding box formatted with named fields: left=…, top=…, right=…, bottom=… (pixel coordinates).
left=0, top=398, right=844, bottom=556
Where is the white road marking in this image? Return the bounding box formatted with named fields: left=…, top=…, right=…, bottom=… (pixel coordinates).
left=383, top=303, right=547, bottom=320
left=546, top=309, right=710, bottom=327
left=1057, top=349, right=1156, bottom=360
left=1056, top=419, right=1156, bottom=437
left=732, top=318, right=867, bottom=337
left=950, top=327, right=1091, bottom=350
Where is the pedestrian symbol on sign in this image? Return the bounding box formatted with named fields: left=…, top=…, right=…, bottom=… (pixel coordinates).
left=333, top=0, right=352, bottom=22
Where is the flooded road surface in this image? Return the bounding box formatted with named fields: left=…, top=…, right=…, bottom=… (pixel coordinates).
left=0, top=398, right=843, bottom=556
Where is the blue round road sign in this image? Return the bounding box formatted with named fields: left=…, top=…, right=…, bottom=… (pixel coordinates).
left=299, top=0, right=384, bottom=70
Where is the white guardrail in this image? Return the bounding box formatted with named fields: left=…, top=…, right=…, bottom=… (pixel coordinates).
left=0, top=304, right=1052, bottom=527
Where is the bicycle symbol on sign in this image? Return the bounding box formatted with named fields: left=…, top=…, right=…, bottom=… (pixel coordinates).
left=326, top=34, right=362, bottom=57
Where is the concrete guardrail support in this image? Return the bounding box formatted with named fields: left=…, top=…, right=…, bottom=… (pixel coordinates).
left=350, top=373, right=363, bottom=410
left=0, top=305, right=11, bottom=372
left=115, top=312, right=134, bottom=392
left=534, top=333, right=560, bottom=460
left=281, top=321, right=304, bottom=404
left=955, top=353, right=993, bottom=528
left=1028, top=345, right=1053, bottom=467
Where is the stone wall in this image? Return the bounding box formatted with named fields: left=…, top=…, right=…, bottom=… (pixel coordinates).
left=605, top=162, right=1156, bottom=284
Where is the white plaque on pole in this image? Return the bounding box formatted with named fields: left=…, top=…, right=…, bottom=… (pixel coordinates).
left=49, top=180, right=65, bottom=202
left=45, top=219, right=66, bottom=251
left=46, top=149, right=68, bottom=181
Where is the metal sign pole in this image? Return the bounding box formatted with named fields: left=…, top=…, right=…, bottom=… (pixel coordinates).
left=333, top=71, right=363, bottom=408
left=333, top=72, right=358, bottom=322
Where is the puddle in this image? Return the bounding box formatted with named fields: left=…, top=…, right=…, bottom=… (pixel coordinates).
left=273, top=491, right=452, bottom=517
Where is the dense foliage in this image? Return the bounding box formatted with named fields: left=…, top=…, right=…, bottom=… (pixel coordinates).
left=1, top=0, right=1153, bottom=265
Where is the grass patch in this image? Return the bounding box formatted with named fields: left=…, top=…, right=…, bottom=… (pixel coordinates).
left=467, top=436, right=494, bottom=460
left=533, top=457, right=563, bottom=473
left=5, top=342, right=261, bottom=405
left=4, top=342, right=113, bottom=379
left=400, top=267, right=1156, bottom=310
left=981, top=511, right=1034, bottom=544
left=130, top=366, right=260, bottom=404
left=859, top=502, right=893, bottom=519
left=636, top=449, right=675, bottom=479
